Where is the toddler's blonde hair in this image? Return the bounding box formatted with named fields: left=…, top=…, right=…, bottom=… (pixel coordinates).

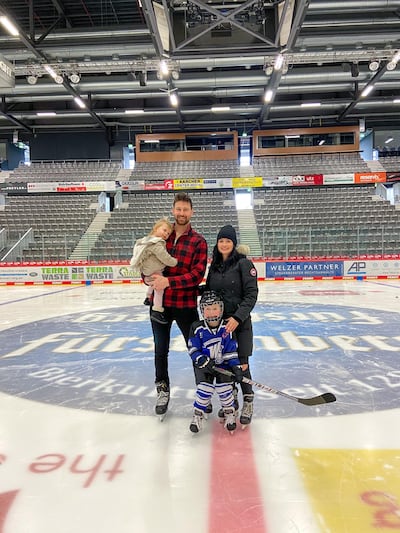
left=150, top=218, right=173, bottom=235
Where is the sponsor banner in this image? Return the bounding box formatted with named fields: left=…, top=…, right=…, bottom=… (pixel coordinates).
left=144, top=181, right=172, bottom=190
left=386, top=172, right=400, bottom=183
left=0, top=264, right=141, bottom=283
left=294, top=449, right=400, bottom=532
left=119, top=180, right=145, bottom=190
left=344, top=259, right=400, bottom=277
left=232, top=177, right=263, bottom=188
left=173, top=178, right=204, bottom=189
left=354, top=172, right=386, bottom=184
left=203, top=178, right=233, bottom=188
left=27, top=181, right=117, bottom=193
left=266, top=260, right=344, bottom=278
left=263, top=176, right=292, bottom=187
left=323, top=173, right=355, bottom=185
left=292, top=174, right=323, bottom=186
left=0, top=181, right=28, bottom=193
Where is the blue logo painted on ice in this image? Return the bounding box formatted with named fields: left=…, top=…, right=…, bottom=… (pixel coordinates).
left=0, top=303, right=398, bottom=418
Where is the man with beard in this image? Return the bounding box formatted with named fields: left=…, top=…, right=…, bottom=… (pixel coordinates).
left=148, top=192, right=208, bottom=418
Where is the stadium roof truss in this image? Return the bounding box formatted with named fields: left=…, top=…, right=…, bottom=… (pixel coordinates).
left=0, top=0, right=399, bottom=146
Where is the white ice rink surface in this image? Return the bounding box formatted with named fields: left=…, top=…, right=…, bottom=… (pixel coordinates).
left=0, top=279, right=400, bottom=533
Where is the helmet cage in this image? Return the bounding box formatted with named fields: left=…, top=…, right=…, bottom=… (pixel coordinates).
left=200, top=291, right=224, bottom=327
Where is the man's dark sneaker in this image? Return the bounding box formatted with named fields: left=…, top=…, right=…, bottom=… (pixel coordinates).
left=151, top=310, right=168, bottom=325
left=143, top=297, right=151, bottom=306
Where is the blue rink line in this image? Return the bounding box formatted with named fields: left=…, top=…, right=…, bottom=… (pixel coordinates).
left=0, top=285, right=84, bottom=306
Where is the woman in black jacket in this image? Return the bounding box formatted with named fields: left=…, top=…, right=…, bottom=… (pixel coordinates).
left=205, top=224, right=258, bottom=425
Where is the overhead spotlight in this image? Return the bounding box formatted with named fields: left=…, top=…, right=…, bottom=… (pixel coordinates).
left=43, top=64, right=64, bottom=84
left=69, top=73, right=81, bottom=84
left=368, top=59, right=380, bottom=72
left=171, top=70, right=180, bottom=80
left=264, top=64, right=273, bottom=76
left=361, top=84, right=374, bottom=97
left=169, top=91, right=178, bottom=107
left=274, top=54, right=284, bottom=71
left=0, top=16, right=19, bottom=36
left=387, top=50, right=400, bottom=71
left=160, top=60, right=169, bottom=76
left=264, top=89, right=273, bottom=103
left=27, top=75, right=38, bottom=85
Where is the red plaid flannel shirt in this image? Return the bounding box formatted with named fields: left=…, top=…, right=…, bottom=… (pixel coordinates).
left=162, top=224, right=208, bottom=308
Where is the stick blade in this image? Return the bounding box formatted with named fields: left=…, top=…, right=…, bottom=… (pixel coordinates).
left=299, top=392, right=337, bottom=406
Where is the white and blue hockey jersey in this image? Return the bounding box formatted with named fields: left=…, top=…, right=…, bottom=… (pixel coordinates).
left=188, top=319, right=240, bottom=368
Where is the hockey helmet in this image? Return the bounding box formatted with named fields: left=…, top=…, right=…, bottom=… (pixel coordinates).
left=200, top=290, right=224, bottom=327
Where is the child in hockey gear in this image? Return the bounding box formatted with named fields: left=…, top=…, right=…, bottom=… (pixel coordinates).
left=188, top=290, right=243, bottom=433
left=130, top=219, right=178, bottom=325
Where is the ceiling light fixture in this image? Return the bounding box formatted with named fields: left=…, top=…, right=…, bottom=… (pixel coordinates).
left=36, top=112, right=57, bottom=117
left=69, top=73, right=81, bottom=84
left=124, top=109, right=145, bottom=114
left=361, top=85, right=374, bottom=97
left=301, top=102, right=321, bottom=107
left=0, top=16, right=19, bottom=36
left=274, top=54, right=284, bottom=71
left=160, top=60, right=169, bottom=76
left=27, top=75, right=38, bottom=85
left=264, top=64, right=274, bottom=76
left=385, top=137, right=394, bottom=144
left=43, top=64, right=64, bottom=84
left=169, top=92, right=178, bottom=107
left=368, top=59, right=380, bottom=72
left=264, top=89, right=274, bottom=103
left=74, top=96, right=86, bottom=109
left=387, top=50, right=400, bottom=71
left=211, top=105, right=230, bottom=112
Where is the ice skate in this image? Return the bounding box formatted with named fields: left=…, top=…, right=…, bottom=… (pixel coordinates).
left=155, top=381, right=170, bottom=420
left=240, top=394, right=254, bottom=428
left=223, top=407, right=237, bottom=433
left=204, top=403, right=213, bottom=419
left=151, top=310, right=168, bottom=325
left=190, top=408, right=204, bottom=433
left=218, top=385, right=238, bottom=422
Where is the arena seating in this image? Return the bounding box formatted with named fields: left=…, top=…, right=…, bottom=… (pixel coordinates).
left=253, top=152, right=371, bottom=177
left=88, top=190, right=238, bottom=261
left=10, top=160, right=122, bottom=182
left=130, top=160, right=240, bottom=180
left=0, top=194, right=98, bottom=261
left=253, top=185, right=400, bottom=257
left=1, top=154, right=400, bottom=261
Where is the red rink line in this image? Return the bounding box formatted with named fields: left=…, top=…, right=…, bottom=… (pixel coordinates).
left=208, top=420, right=267, bottom=533
left=2, top=275, right=400, bottom=286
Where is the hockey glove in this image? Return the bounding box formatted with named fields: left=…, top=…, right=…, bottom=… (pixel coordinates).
left=232, top=365, right=243, bottom=383
left=194, top=355, right=215, bottom=373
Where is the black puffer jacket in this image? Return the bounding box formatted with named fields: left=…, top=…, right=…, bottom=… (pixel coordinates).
left=205, top=250, right=258, bottom=324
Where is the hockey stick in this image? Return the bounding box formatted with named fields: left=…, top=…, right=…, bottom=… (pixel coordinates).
left=214, top=367, right=336, bottom=406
